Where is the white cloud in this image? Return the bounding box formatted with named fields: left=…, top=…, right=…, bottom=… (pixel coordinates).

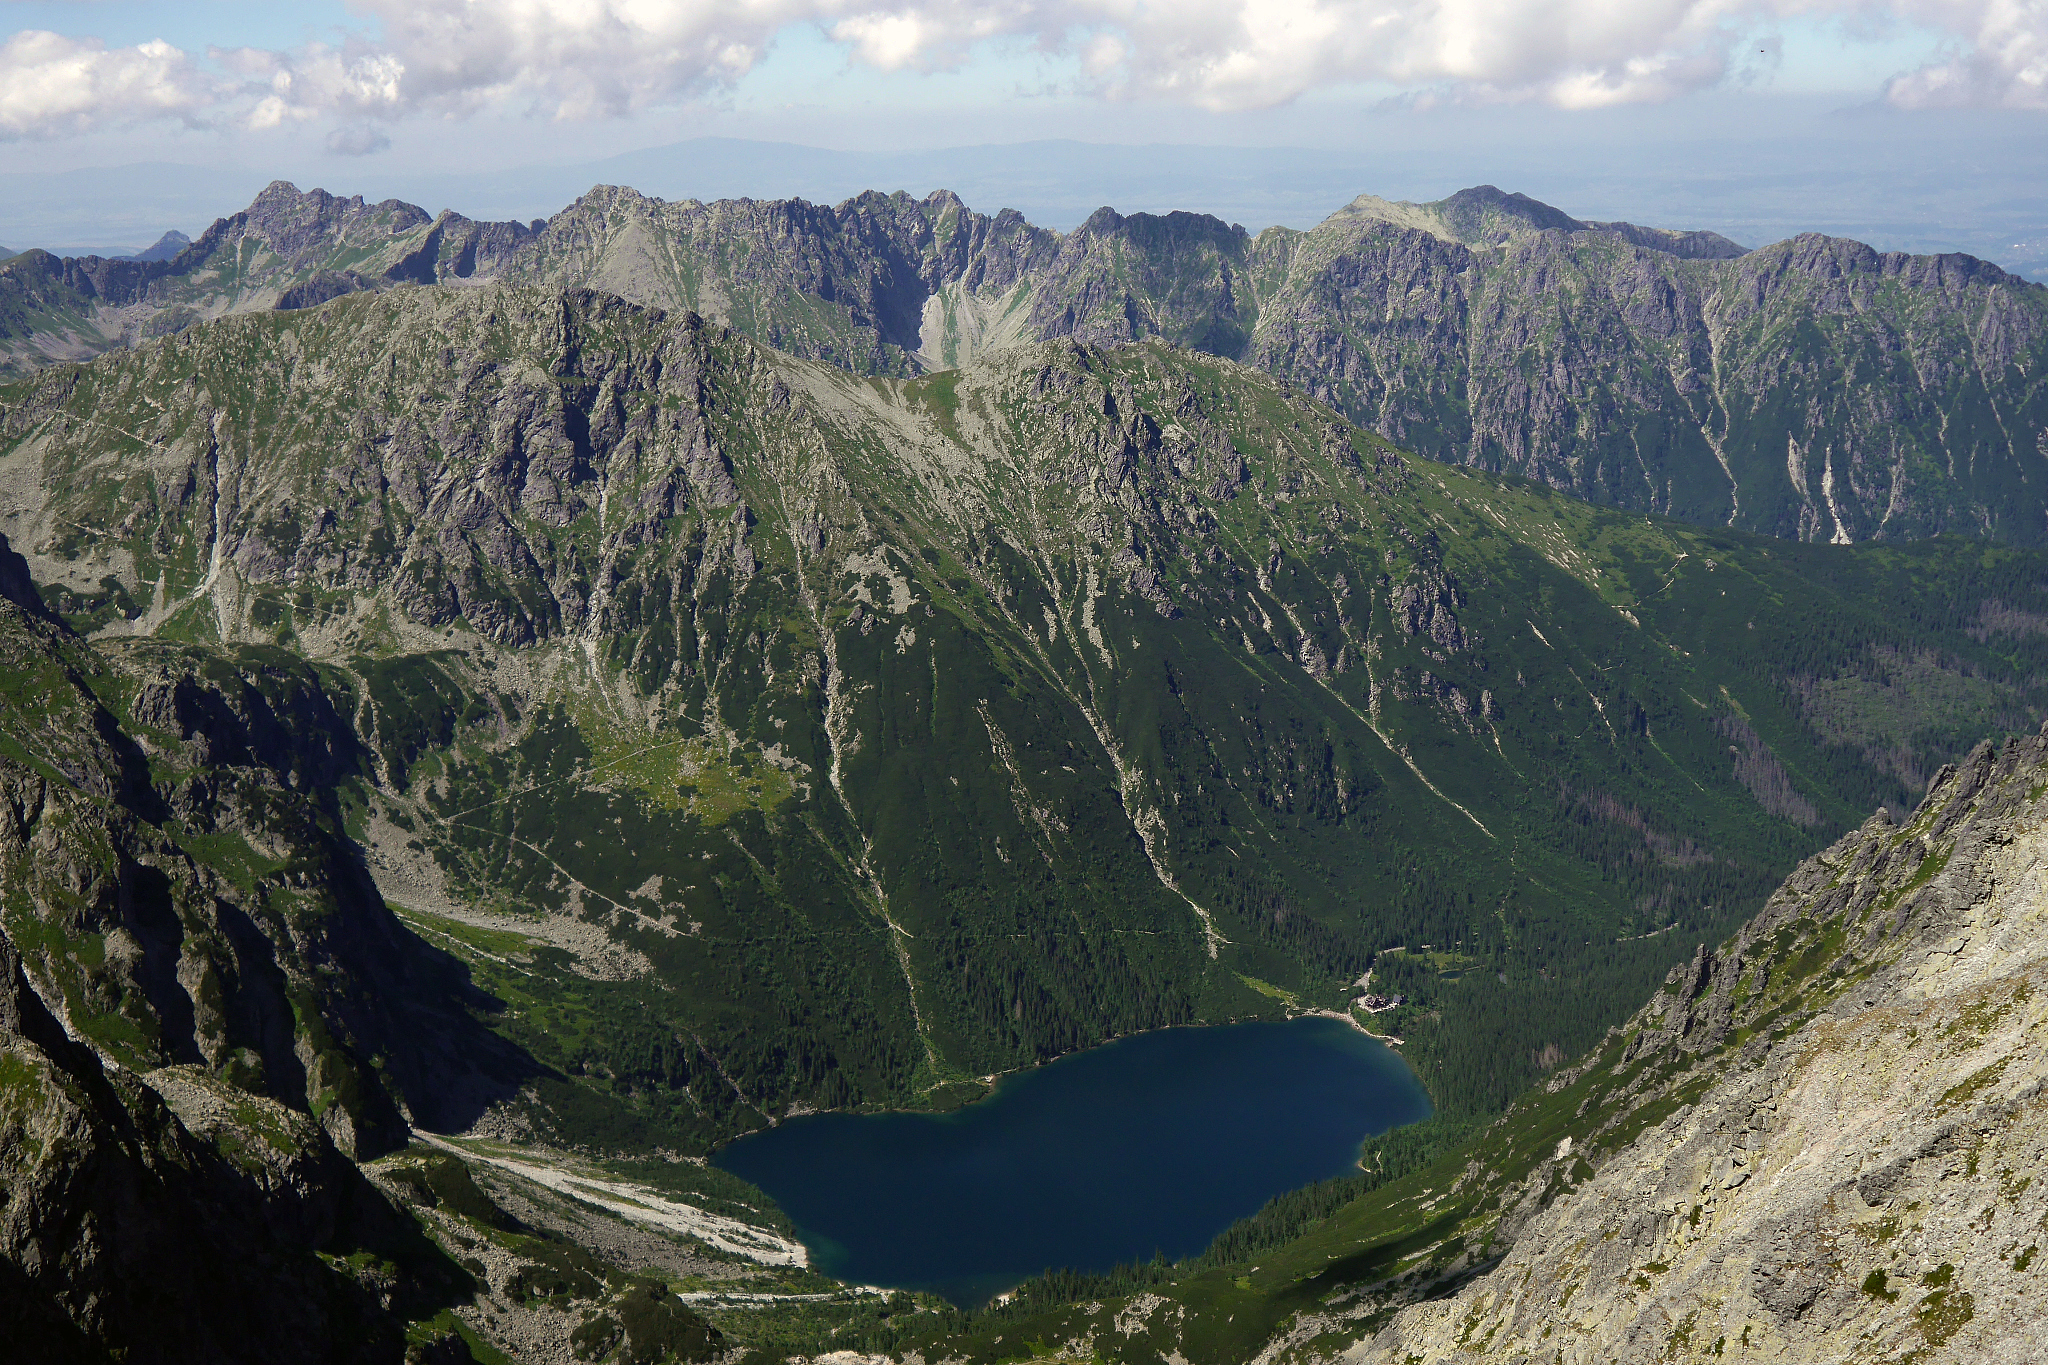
left=216, top=41, right=409, bottom=124
left=2, top=0, right=2045, bottom=141
left=1051, top=0, right=1763, bottom=109
left=1885, top=0, right=2048, bottom=107
left=340, top=0, right=824, bottom=120
left=230, top=0, right=1800, bottom=117
left=0, top=30, right=217, bottom=138
left=326, top=123, right=393, bottom=156
left=830, top=3, right=1039, bottom=70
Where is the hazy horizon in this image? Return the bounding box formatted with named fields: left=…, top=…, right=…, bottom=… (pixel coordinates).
left=5, top=4, right=2044, bottom=278
left=9, top=109, right=2046, bottom=283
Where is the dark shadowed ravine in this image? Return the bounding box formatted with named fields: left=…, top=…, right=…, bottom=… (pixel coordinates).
left=712, top=1017, right=1431, bottom=1305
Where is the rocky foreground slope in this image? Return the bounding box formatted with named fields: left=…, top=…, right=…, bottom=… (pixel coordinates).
left=4, top=180, right=2044, bottom=545
left=0, top=558, right=484, bottom=1362
left=1353, top=727, right=2048, bottom=1362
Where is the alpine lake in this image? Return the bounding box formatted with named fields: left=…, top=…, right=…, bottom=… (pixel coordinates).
left=712, top=1016, right=1432, bottom=1306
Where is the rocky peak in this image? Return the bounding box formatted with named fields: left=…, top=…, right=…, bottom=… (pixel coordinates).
left=1068, top=205, right=1249, bottom=249
left=212, top=181, right=434, bottom=266
left=1436, top=183, right=1586, bottom=239
left=1584, top=219, right=1750, bottom=259
left=127, top=229, right=194, bottom=264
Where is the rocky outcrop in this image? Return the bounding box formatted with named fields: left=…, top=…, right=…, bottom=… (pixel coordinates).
left=1583, top=220, right=1749, bottom=260
left=506, top=184, right=1060, bottom=373
left=0, top=530, right=46, bottom=618
left=0, top=593, right=531, bottom=1160
left=1349, top=727, right=2048, bottom=1363
left=0, top=921, right=475, bottom=1363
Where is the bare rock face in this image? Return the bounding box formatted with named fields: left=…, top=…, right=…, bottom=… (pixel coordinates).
left=0, top=580, right=527, bottom=1161
left=0, top=925, right=467, bottom=1364
left=1349, top=730, right=2048, bottom=1363
left=0, top=531, right=45, bottom=617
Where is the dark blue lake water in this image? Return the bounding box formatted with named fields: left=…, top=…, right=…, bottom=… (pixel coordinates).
left=711, top=1016, right=1431, bottom=1306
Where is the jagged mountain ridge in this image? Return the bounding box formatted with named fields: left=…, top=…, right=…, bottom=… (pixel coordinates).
left=3, top=179, right=2043, bottom=546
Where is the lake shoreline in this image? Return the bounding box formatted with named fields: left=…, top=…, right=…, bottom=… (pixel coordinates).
left=717, top=1000, right=1414, bottom=1148
left=712, top=1015, right=1434, bottom=1306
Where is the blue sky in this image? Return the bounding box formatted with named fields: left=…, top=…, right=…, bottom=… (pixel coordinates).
left=2, top=1, right=368, bottom=52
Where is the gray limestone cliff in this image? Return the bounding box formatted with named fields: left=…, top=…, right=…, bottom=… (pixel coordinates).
left=1347, top=728, right=2048, bottom=1363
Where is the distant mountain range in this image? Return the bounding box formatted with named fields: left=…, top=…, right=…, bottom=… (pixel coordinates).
left=119, top=229, right=191, bottom=263
left=7, top=229, right=190, bottom=264
left=7, top=121, right=2046, bottom=273
left=3, top=179, right=2044, bottom=547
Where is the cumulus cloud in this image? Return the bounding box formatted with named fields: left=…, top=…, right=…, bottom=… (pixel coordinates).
left=325, top=123, right=392, bottom=156
left=338, top=0, right=822, bottom=119
left=1039, top=0, right=1767, bottom=110
left=208, top=0, right=1854, bottom=119
left=1, top=0, right=2045, bottom=140
left=1885, top=0, right=2048, bottom=108
left=0, top=30, right=218, bottom=137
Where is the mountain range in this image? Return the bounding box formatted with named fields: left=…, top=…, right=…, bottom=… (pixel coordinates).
left=4, top=180, right=2046, bottom=547
left=4, top=175, right=2048, bottom=1362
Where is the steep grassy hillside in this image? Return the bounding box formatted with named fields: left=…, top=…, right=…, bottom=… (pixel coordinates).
left=5, top=287, right=2048, bottom=1162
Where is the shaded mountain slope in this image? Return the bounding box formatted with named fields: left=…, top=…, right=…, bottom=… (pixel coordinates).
left=0, top=926, right=470, bottom=1365
left=6, top=286, right=2048, bottom=1156
left=0, top=526, right=534, bottom=1157
left=0, top=556, right=486, bottom=1363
